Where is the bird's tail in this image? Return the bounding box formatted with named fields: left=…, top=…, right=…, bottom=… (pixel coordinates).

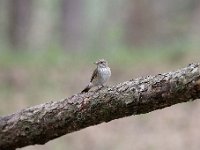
left=81, top=83, right=92, bottom=93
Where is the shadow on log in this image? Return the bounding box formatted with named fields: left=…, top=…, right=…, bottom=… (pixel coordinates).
left=1, top=63, right=200, bottom=150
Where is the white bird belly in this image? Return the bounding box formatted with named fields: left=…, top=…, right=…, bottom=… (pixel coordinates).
left=98, top=67, right=111, bottom=84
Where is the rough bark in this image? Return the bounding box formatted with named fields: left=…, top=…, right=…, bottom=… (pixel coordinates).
left=1, top=63, right=200, bottom=150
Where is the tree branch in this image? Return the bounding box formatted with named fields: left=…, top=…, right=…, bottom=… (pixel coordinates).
left=1, top=63, right=200, bottom=150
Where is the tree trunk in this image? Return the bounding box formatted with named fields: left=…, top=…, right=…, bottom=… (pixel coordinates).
left=189, top=0, right=200, bottom=42
left=1, top=63, right=200, bottom=150
left=8, top=0, right=33, bottom=49
left=125, top=0, right=156, bottom=47
left=60, top=0, right=86, bottom=51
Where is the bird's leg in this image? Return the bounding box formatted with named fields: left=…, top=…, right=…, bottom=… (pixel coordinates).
left=103, top=84, right=109, bottom=88
left=99, top=84, right=108, bottom=90
left=94, top=84, right=104, bottom=92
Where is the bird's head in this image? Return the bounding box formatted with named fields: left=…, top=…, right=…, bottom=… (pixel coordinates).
left=94, top=59, right=108, bottom=68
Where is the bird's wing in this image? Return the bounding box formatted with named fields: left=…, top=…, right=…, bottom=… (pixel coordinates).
left=90, top=68, right=98, bottom=82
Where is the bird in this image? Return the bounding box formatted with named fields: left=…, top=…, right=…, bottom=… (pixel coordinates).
left=81, top=59, right=111, bottom=93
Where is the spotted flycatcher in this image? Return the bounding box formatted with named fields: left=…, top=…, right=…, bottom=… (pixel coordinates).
left=81, top=59, right=111, bottom=93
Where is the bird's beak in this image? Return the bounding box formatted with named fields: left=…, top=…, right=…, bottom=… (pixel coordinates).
left=94, top=61, right=97, bottom=65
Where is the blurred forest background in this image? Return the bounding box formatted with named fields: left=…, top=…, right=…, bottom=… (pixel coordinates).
left=1, top=0, right=200, bottom=150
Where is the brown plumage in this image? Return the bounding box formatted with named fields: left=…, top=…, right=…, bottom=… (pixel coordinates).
left=81, top=59, right=111, bottom=93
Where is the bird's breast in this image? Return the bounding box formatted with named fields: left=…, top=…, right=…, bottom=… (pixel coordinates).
left=98, top=67, right=111, bottom=83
